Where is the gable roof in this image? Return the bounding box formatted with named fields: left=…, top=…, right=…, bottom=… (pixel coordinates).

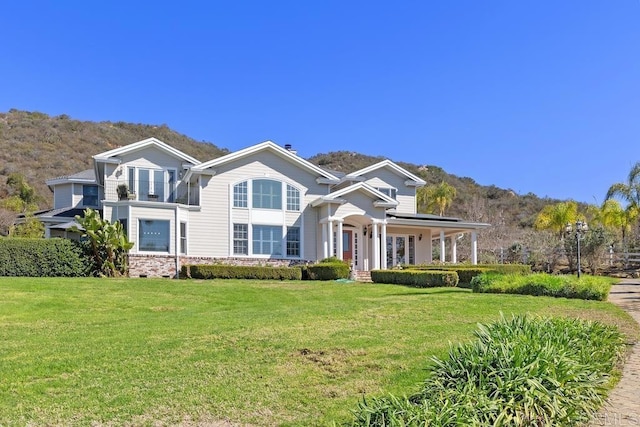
left=345, top=160, right=426, bottom=187
left=310, top=182, right=398, bottom=208
left=190, top=140, right=340, bottom=181
left=92, top=137, right=201, bottom=165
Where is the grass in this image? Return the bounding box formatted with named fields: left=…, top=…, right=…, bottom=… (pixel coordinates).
left=0, top=277, right=637, bottom=426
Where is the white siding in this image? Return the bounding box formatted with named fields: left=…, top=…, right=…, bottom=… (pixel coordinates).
left=334, top=191, right=384, bottom=220
left=189, top=151, right=329, bottom=258
left=362, top=168, right=417, bottom=214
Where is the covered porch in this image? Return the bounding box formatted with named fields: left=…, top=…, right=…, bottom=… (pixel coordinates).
left=318, top=212, right=490, bottom=271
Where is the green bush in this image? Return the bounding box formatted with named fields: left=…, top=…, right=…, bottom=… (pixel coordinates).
left=182, top=264, right=302, bottom=280
left=306, top=262, right=350, bottom=280
left=0, top=238, right=88, bottom=277
left=371, top=270, right=459, bottom=288
left=404, top=264, right=531, bottom=288
left=471, top=273, right=614, bottom=301
left=349, top=315, right=625, bottom=426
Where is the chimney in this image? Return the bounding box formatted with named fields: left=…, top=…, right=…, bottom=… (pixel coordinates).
left=284, top=144, right=297, bottom=155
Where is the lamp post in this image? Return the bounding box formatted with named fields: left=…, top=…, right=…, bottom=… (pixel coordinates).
left=565, top=221, right=588, bottom=278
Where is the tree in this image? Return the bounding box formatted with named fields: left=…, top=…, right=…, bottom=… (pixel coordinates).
left=8, top=214, right=44, bottom=238
left=3, top=173, right=40, bottom=213
left=71, top=209, right=134, bottom=277
left=534, top=201, right=579, bottom=238
left=418, top=181, right=457, bottom=216
left=605, top=161, right=640, bottom=248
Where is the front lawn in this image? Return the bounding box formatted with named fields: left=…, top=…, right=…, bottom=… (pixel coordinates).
left=0, top=277, right=636, bottom=426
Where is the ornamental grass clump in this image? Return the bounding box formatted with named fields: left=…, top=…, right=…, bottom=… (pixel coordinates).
left=349, top=315, right=625, bottom=426
left=471, top=273, right=614, bottom=301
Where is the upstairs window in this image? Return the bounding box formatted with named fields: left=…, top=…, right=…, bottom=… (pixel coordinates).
left=233, top=181, right=248, bottom=208
left=253, top=179, right=282, bottom=209
left=83, top=185, right=99, bottom=207
left=376, top=187, right=397, bottom=200
left=286, top=184, right=300, bottom=211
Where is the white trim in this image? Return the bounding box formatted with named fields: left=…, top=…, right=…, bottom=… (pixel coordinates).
left=346, top=159, right=426, bottom=186
left=191, top=141, right=339, bottom=181
left=92, top=137, right=201, bottom=165
left=311, top=182, right=398, bottom=208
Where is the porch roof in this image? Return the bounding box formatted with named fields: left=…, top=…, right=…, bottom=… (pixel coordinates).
left=386, top=211, right=490, bottom=233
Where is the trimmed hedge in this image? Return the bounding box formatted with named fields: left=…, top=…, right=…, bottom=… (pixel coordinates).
left=305, top=262, right=350, bottom=280
left=404, top=264, right=531, bottom=288
left=471, top=273, right=614, bottom=301
left=371, top=270, right=459, bottom=288
left=182, top=264, right=302, bottom=280
left=0, top=238, right=88, bottom=277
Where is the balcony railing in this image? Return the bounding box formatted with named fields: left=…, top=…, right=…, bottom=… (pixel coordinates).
left=105, top=179, right=200, bottom=206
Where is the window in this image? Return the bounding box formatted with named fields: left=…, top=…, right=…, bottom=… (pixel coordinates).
left=132, top=168, right=167, bottom=201
left=376, top=187, right=397, bottom=200
left=168, top=170, right=176, bottom=203
left=180, top=222, right=187, bottom=254
left=233, top=181, right=248, bottom=208
left=252, top=180, right=282, bottom=209
left=139, top=220, right=170, bottom=252
left=253, top=225, right=282, bottom=255
left=83, top=185, right=99, bottom=207
left=286, top=227, right=300, bottom=257
left=233, top=224, right=248, bottom=255
left=286, top=184, right=300, bottom=211
left=408, top=235, right=415, bottom=265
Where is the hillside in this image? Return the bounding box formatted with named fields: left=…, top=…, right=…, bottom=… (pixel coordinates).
left=0, top=109, right=565, bottom=256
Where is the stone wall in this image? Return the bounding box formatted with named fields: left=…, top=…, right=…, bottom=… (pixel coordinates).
left=128, top=255, right=312, bottom=278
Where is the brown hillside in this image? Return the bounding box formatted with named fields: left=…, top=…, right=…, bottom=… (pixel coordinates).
left=0, top=109, right=227, bottom=206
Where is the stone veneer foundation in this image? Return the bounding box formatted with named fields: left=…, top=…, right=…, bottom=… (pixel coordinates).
left=128, top=255, right=311, bottom=278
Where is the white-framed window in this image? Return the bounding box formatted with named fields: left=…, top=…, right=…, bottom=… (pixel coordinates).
left=82, top=185, right=99, bottom=207
left=233, top=224, right=248, bottom=255
left=286, top=184, right=300, bottom=211
left=180, top=222, right=187, bottom=254
left=252, top=180, right=282, bottom=209
left=233, top=181, right=248, bottom=208
left=286, top=227, right=300, bottom=257
left=252, top=225, right=282, bottom=255
left=139, top=220, right=170, bottom=252
left=376, top=187, right=397, bottom=200
left=128, top=167, right=177, bottom=202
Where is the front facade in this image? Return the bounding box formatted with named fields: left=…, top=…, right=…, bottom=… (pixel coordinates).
left=41, top=138, right=489, bottom=277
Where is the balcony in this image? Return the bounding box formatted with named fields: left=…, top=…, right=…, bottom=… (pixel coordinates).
left=105, top=179, right=200, bottom=206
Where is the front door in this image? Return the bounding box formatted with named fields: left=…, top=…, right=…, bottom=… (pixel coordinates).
left=342, top=230, right=353, bottom=263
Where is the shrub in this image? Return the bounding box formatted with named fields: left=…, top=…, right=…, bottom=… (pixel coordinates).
left=182, top=264, right=302, bottom=280
left=306, top=262, right=350, bottom=280
left=349, top=315, right=625, bottom=426
left=371, top=270, right=459, bottom=288
left=402, top=264, right=531, bottom=288
left=0, top=238, right=88, bottom=277
left=471, top=273, right=614, bottom=301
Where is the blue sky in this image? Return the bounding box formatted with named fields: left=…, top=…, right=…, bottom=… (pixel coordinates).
left=1, top=1, right=639, bottom=204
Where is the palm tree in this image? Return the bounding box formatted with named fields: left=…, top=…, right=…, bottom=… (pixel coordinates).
left=534, top=201, right=579, bottom=238
left=418, top=181, right=457, bottom=216
left=605, top=162, right=640, bottom=249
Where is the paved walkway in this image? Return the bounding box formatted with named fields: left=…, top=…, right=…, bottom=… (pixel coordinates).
left=591, top=279, right=640, bottom=426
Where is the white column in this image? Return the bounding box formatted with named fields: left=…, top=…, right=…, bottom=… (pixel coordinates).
left=440, top=230, right=446, bottom=263
left=372, top=222, right=380, bottom=269
left=336, top=220, right=344, bottom=260
left=328, top=220, right=334, bottom=258
left=426, top=230, right=433, bottom=264
left=322, top=222, right=328, bottom=259
left=451, top=235, right=457, bottom=264
left=381, top=222, right=388, bottom=269
left=363, top=226, right=369, bottom=271
left=471, top=231, right=478, bottom=265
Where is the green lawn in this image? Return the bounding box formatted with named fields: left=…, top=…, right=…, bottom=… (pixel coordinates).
left=0, top=277, right=636, bottom=426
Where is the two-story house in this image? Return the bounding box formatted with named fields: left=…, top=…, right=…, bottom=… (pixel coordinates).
left=39, top=138, right=489, bottom=277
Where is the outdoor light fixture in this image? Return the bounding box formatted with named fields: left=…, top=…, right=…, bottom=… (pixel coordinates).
left=565, top=220, right=589, bottom=278
left=418, top=233, right=423, bottom=241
